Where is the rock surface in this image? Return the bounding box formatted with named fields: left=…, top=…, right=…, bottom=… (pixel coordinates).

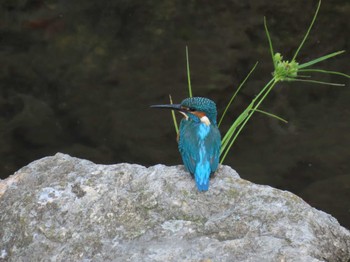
left=0, top=153, right=349, bottom=262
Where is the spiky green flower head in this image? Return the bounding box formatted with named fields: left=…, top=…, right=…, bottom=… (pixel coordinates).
left=273, top=53, right=299, bottom=81
left=181, top=97, right=218, bottom=126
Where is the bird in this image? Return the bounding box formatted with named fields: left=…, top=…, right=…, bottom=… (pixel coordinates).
left=151, top=97, right=221, bottom=191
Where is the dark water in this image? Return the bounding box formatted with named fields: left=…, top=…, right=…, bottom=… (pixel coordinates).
left=1, top=0, right=349, bottom=228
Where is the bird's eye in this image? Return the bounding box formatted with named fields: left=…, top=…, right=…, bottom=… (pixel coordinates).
left=181, top=106, right=196, bottom=112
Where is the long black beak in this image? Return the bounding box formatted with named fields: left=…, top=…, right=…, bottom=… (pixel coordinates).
left=150, top=104, right=184, bottom=112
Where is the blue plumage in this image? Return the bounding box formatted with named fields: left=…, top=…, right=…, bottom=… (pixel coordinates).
left=178, top=97, right=221, bottom=191
left=151, top=97, right=221, bottom=191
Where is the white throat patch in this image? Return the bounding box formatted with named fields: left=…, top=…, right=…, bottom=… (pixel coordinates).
left=179, top=111, right=189, bottom=120
left=200, top=116, right=211, bottom=126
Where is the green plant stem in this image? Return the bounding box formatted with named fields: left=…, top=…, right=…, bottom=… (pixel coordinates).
left=298, top=68, right=350, bottom=78
left=218, top=61, right=258, bottom=127
left=220, top=103, right=252, bottom=153
left=220, top=78, right=277, bottom=163
left=298, top=50, right=345, bottom=69
left=287, top=78, right=345, bottom=86
left=220, top=78, right=278, bottom=164
left=169, top=94, right=179, bottom=134
left=292, top=0, right=321, bottom=61
left=253, top=109, right=288, bottom=123
left=264, top=17, right=275, bottom=67
left=186, top=46, right=193, bottom=97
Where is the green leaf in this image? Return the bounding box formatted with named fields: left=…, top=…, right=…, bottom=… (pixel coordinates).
left=169, top=94, right=179, bottom=134
left=298, top=50, right=345, bottom=69
left=221, top=103, right=251, bottom=147
left=253, top=109, right=288, bottom=123
left=220, top=102, right=252, bottom=156
left=186, top=46, right=193, bottom=98
left=298, top=68, right=350, bottom=78
left=292, top=0, right=321, bottom=61
left=220, top=79, right=277, bottom=163
left=218, top=61, right=258, bottom=127
left=286, top=78, right=345, bottom=86
left=264, top=17, right=275, bottom=68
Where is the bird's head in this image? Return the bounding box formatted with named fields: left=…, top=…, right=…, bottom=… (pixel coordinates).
left=151, top=97, right=218, bottom=126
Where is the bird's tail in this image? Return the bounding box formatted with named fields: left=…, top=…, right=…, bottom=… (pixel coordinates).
left=195, top=179, right=209, bottom=191
left=194, top=163, right=210, bottom=191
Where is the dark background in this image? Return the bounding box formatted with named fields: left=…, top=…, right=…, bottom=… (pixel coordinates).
left=1, top=0, right=349, bottom=228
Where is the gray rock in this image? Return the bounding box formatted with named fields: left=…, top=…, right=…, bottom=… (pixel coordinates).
left=0, top=153, right=349, bottom=262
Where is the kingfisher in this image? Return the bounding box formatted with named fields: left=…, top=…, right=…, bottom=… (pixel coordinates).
left=151, top=97, right=221, bottom=191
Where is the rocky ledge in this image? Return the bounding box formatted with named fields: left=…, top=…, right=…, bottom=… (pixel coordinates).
left=0, top=153, right=349, bottom=261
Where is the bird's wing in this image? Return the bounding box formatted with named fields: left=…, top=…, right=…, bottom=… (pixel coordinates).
left=178, top=120, right=199, bottom=175
left=178, top=120, right=221, bottom=175
left=206, top=126, right=221, bottom=173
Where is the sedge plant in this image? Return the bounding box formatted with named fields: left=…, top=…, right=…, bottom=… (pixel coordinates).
left=169, top=0, right=349, bottom=164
